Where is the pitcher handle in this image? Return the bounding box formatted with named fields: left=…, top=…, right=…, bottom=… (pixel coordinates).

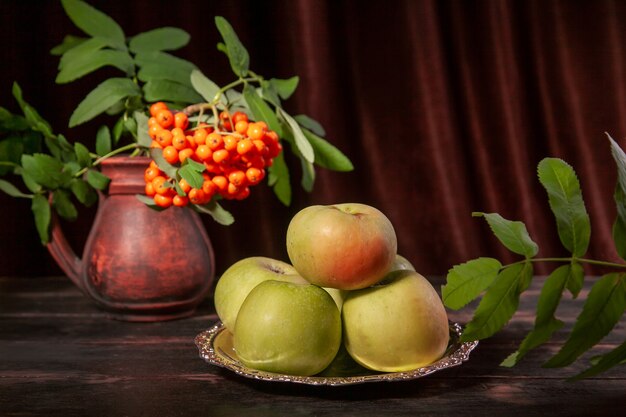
left=46, top=213, right=85, bottom=292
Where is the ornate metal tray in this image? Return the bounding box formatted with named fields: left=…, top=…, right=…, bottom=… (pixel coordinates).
left=194, top=321, right=478, bottom=386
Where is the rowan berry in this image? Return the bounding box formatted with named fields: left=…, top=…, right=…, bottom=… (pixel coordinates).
left=188, top=188, right=207, bottom=205
left=149, top=124, right=162, bottom=139
left=224, top=135, right=238, bottom=151
left=153, top=193, right=173, bottom=208
left=212, top=149, right=230, bottom=164
left=193, top=128, right=208, bottom=145
left=195, top=144, right=212, bottom=161
left=144, top=166, right=160, bottom=183
left=207, top=133, right=224, bottom=150
left=202, top=179, right=217, bottom=197
left=150, top=102, right=168, bottom=117
left=235, top=186, right=250, bottom=200
left=204, top=161, right=221, bottom=174
left=226, top=182, right=240, bottom=197
left=172, top=194, right=189, bottom=207
left=247, top=122, right=266, bottom=141
left=237, top=138, right=254, bottom=155
left=265, top=130, right=279, bottom=143
left=232, top=111, right=249, bottom=124
left=174, top=112, right=189, bottom=130
left=253, top=139, right=268, bottom=155
left=178, top=178, right=191, bottom=194
left=145, top=182, right=156, bottom=197
left=228, top=170, right=247, bottom=187
left=152, top=176, right=170, bottom=195
left=155, top=129, right=173, bottom=147
left=247, top=155, right=266, bottom=169
left=245, top=167, right=265, bottom=185
left=162, top=146, right=179, bottom=164
left=212, top=175, right=228, bottom=192
left=178, top=148, right=194, bottom=163
left=156, top=109, right=174, bottom=129
left=235, top=120, right=249, bottom=135
left=172, top=134, right=187, bottom=151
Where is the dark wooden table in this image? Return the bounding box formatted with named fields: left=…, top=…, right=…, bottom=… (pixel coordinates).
left=1, top=276, right=624, bottom=417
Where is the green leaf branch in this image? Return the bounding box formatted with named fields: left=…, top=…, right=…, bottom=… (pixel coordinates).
left=53, top=1, right=352, bottom=207
left=443, top=135, right=626, bottom=379
left=1, top=0, right=354, bottom=241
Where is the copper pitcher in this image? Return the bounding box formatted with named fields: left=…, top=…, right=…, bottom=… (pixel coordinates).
left=47, top=156, right=215, bottom=321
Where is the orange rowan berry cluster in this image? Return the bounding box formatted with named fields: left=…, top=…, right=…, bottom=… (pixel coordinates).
left=144, top=102, right=282, bottom=208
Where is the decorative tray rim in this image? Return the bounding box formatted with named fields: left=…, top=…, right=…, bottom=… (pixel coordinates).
left=194, top=320, right=478, bottom=386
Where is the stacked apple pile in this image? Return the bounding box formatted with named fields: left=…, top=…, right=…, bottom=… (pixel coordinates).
left=213, top=203, right=450, bottom=377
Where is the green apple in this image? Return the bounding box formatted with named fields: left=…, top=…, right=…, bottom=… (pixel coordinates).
left=213, top=256, right=307, bottom=332
left=390, top=254, right=416, bottom=272
left=234, top=280, right=342, bottom=376
left=323, top=287, right=347, bottom=311
left=342, top=270, right=450, bottom=372
left=286, top=203, right=397, bottom=290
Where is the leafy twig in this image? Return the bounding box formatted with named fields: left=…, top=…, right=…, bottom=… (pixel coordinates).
left=443, top=135, right=626, bottom=379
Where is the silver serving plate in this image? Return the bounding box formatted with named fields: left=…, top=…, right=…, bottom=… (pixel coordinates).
left=194, top=321, right=478, bottom=386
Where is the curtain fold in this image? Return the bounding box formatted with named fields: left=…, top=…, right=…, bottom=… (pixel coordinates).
left=1, top=0, right=626, bottom=277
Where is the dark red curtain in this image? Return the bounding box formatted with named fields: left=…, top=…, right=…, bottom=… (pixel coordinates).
left=1, top=0, right=625, bottom=278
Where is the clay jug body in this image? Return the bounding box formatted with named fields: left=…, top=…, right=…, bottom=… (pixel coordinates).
left=47, top=156, right=215, bottom=321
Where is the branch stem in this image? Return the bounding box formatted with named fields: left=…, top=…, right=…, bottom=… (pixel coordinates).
left=507, top=257, right=626, bottom=270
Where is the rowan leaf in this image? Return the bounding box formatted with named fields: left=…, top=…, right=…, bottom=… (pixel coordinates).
left=460, top=262, right=532, bottom=342
left=50, top=35, right=87, bottom=56
left=135, top=194, right=159, bottom=208
left=214, top=16, right=249, bottom=77
left=442, top=257, right=502, bottom=310
left=270, top=76, right=299, bottom=100
left=543, top=273, right=626, bottom=368
left=142, top=79, right=202, bottom=104
left=52, top=189, right=78, bottom=221
left=300, top=158, right=315, bottom=192
left=31, top=194, right=51, bottom=244
left=301, top=127, right=353, bottom=172
left=95, top=125, right=111, bottom=156
left=295, top=114, right=326, bottom=137
left=571, top=340, right=626, bottom=380
left=56, top=49, right=134, bottom=83
left=537, top=158, right=591, bottom=257
left=190, top=69, right=220, bottom=103
left=178, top=164, right=204, bottom=189
left=278, top=108, right=314, bottom=164
left=149, top=148, right=177, bottom=179
left=60, top=0, right=126, bottom=50
left=58, top=37, right=108, bottom=69
left=12, top=83, right=54, bottom=139
left=135, top=51, right=196, bottom=87
left=608, top=134, right=626, bottom=260
left=243, top=84, right=282, bottom=136
left=86, top=169, right=110, bottom=190
left=129, top=27, right=190, bottom=53
left=74, top=142, right=91, bottom=168
left=194, top=200, right=234, bottom=226
left=268, top=152, right=291, bottom=206
left=133, top=111, right=151, bottom=148
left=70, top=179, right=97, bottom=206
left=69, top=78, right=141, bottom=127
left=0, top=179, right=31, bottom=198
left=21, top=154, right=72, bottom=189
left=474, top=212, right=539, bottom=258
left=500, top=263, right=584, bottom=367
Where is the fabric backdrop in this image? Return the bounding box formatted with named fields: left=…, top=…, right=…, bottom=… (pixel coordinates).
left=1, top=0, right=625, bottom=279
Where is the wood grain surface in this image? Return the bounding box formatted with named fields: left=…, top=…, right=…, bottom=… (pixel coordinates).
left=1, top=276, right=624, bottom=417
